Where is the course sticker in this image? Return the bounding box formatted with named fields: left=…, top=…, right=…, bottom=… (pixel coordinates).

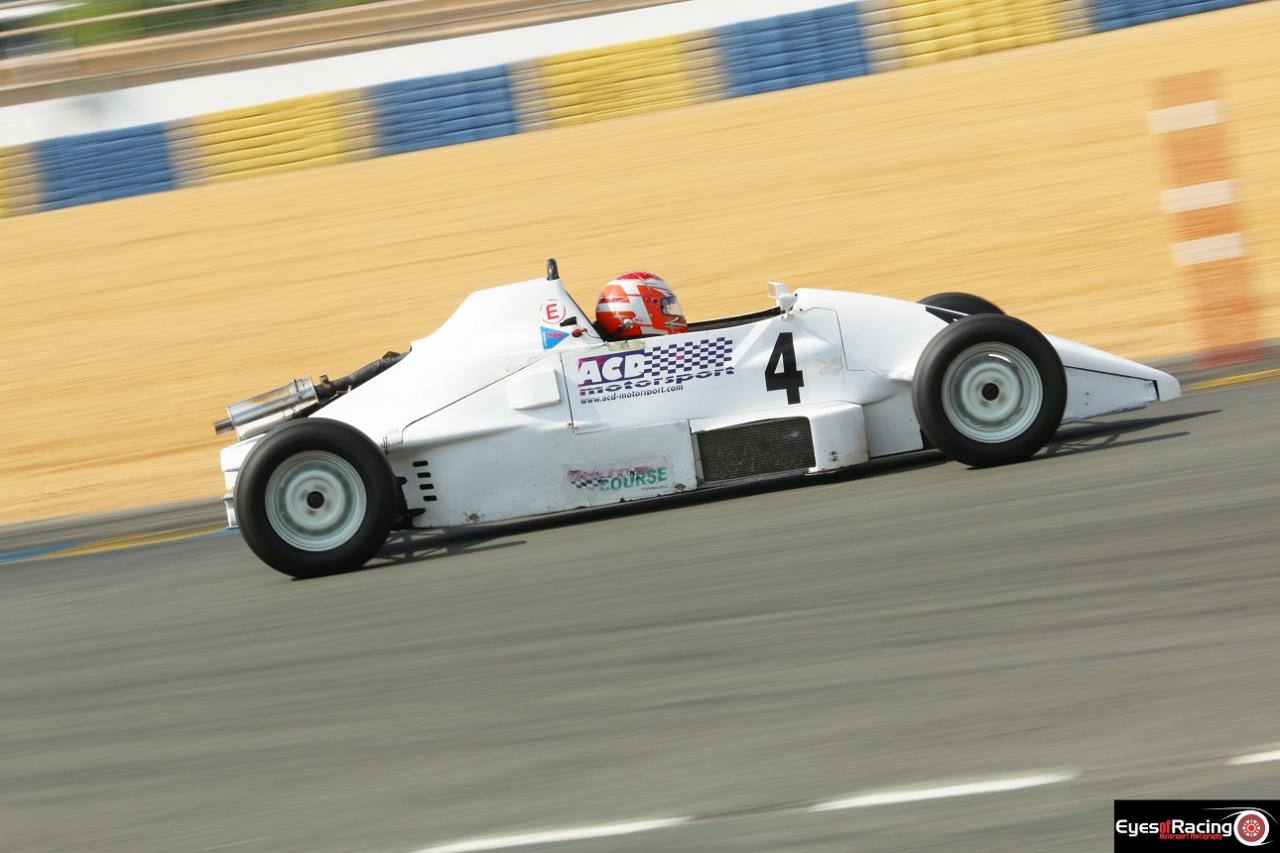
left=567, top=464, right=669, bottom=492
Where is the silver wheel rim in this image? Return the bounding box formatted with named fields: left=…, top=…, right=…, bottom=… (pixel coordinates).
left=940, top=342, right=1044, bottom=444
left=264, top=451, right=367, bottom=552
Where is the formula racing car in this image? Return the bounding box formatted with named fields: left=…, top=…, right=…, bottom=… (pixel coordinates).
left=215, top=260, right=1180, bottom=578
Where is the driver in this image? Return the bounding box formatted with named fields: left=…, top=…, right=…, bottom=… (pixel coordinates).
left=594, top=272, right=688, bottom=340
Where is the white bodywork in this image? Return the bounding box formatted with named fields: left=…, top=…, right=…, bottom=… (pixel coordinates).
left=219, top=277, right=1179, bottom=528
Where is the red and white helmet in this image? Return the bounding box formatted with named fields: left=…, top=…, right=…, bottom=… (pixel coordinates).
left=595, top=272, right=688, bottom=339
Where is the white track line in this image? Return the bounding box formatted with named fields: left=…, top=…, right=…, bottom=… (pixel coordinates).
left=1228, top=750, right=1280, bottom=766
left=809, top=772, right=1076, bottom=812
left=1171, top=232, right=1245, bottom=267
left=1161, top=179, right=1235, bottom=214
left=418, top=817, right=691, bottom=853
left=1148, top=100, right=1222, bottom=134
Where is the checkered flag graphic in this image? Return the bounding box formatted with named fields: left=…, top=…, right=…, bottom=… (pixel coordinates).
left=567, top=471, right=598, bottom=490
left=646, top=336, right=734, bottom=375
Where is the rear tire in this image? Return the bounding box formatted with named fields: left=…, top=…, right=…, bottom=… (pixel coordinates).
left=912, top=314, right=1066, bottom=467
left=235, top=420, right=396, bottom=578
left=919, top=292, right=1004, bottom=315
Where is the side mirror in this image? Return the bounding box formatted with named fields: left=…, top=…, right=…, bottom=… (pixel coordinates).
left=767, top=281, right=798, bottom=316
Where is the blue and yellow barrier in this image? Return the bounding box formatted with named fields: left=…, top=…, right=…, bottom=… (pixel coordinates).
left=716, top=5, right=869, bottom=97
left=0, top=0, right=1263, bottom=218
left=1091, top=0, right=1240, bottom=29
left=0, top=144, right=39, bottom=217
left=182, top=91, right=367, bottom=184
left=525, top=33, right=720, bottom=128
left=370, top=66, right=518, bottom=155
left=33, top=123, right=176, bottom=210
left=859, top=0, right=1079, bottom=69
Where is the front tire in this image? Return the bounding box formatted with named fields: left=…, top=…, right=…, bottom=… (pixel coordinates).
left=912, top=314, right=1066, bottom=467
left=235, top=420, right=396, bottom=578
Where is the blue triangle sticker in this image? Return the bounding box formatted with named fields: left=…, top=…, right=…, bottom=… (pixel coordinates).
left=541, top=326, right=569, bottom=350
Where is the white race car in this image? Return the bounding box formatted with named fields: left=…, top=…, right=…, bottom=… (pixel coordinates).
left=215, top=260, right=1179, bottom=578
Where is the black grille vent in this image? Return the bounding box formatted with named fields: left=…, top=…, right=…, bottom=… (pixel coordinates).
left=696, top=418, right=815, bottom=483
left=411, top=458, right=437, bottom=502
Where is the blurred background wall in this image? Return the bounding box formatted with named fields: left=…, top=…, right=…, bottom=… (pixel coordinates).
left=1, top=0, right=1276, bottom=523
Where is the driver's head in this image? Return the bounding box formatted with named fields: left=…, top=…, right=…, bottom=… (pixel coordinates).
left=595, top=272, right=687, bottom=340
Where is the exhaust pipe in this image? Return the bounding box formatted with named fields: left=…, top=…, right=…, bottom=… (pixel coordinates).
left=215, top=378, right=320, bottom=439
left=214, top=351, right=406, bottom=438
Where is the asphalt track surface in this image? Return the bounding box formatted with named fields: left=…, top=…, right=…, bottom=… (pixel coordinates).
left=2, top=380, right=1278, bottom=853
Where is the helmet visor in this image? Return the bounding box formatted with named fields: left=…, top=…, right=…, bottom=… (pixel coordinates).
left=660, top=294, right=684, bottom=317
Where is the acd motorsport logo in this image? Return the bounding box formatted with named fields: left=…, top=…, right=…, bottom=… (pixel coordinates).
left=576, top=337, right=734, bottom=402
left=1115, top=801, right=1276, bottom=850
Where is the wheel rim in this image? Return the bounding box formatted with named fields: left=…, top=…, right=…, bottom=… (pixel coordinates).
left=264, top=451, right=367, bottom=552
left=940, top=342, right=1044, bottom=444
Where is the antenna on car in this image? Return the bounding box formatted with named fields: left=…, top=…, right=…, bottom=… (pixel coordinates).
left=546, top=258, right=559, bottom=281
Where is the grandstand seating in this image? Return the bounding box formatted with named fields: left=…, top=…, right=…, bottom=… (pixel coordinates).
left=0, top=0, right=1264, bottom=216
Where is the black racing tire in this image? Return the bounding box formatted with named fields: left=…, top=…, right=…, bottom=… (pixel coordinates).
left=919, top=292, right=1005, bottom=316
left=912, top=314, right=1066, bottom=468
left=235, top=419, right=396, bottom=579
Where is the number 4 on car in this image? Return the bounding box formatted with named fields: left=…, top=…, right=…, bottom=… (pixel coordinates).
left=214, top=260, right=1180, bottom=579
left=765, top=332, right=804, bottom=404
